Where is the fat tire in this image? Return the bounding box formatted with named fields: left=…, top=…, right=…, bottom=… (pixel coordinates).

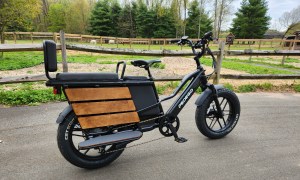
left=57, top=112, right=126, bottom=169
left=195, top=88, right=240, bottom=139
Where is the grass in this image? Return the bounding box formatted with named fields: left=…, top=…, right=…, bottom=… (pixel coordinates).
left=200, top=57, right=295, bottom=74
left=0, top=51, right=161, bottom=70
left=0, top=52, right=43, bottom=70
left=294, top=84, right=300, bottom=92
left=225, top=58, right=300, bottom=71
left=0, top=82, right=66, bottom=106
left=0, top=81, right=299, bottom=106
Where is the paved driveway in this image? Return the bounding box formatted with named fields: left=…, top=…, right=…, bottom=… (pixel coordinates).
left=0, top=93, right=300, bottom=180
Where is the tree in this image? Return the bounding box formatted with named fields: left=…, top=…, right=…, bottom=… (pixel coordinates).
left=89, top=0, right=111, bottom=36
left=109, top=1, right=121, bottom=36
left=216, top=0, right=234, bottom=38
left=279, top=5, right=300, bottom=37
left=185, top=0, right=212, bottom=38
left=0, top=0, right=40, bottom=43
left=153, top=7, right=176, bottom=38
left=136, top=1, right=155, bottom=37
left=118, top=2, right=137, bottom=38
left=230, top=0, right=270, bottom=39
left=48, top=3, right=66, bottom=32
left=65, top=0, right=91, bottom=34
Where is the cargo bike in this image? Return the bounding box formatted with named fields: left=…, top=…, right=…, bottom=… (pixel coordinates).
left=43, top=32, right=240, bottom=169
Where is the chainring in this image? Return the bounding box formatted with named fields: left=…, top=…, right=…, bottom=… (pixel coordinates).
left=159, top=116, right=180, bottom=137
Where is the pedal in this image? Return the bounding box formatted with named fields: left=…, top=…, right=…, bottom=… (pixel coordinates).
left=167, top=123, right=187, bottom=143
left=175, top=137, right=188, bottom=143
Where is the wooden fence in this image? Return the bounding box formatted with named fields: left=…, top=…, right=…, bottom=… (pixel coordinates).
left=1, top=31, right=300, bottom=84
left=3, top=32, right=300, bottom=51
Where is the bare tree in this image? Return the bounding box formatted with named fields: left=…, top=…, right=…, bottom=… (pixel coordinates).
left=279, top=5, right=300, bottom=37
left=212, top=0, right=234, bottom=38
left=197, top=0, right=206, bottom=39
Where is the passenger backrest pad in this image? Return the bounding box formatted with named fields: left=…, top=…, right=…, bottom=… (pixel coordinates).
left=43, top=40, right=57, bottom=72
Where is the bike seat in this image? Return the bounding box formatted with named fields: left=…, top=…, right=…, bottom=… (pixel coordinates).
left=131, top=60, right=161, bottom=68
left=56, top=72, right=119, bottom=82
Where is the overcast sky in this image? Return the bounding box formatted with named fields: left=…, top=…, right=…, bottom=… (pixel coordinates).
left=231, top=0, right=300, bottom=31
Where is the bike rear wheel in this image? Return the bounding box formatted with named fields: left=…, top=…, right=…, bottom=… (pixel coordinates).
left=57, top=112, right=126, bottom=169
left=195, top=88, right=240, bottom=139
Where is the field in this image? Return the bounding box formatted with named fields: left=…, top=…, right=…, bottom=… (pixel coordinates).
left=0, top=49, right=300, bottom=106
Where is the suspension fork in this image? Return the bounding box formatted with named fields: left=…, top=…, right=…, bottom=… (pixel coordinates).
left=208, top=84, right=224, bottom=119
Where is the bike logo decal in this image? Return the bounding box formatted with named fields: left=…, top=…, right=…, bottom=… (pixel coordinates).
left=178, top=89, right=194, bottom=109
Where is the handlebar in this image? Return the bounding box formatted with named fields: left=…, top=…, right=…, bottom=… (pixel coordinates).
left=171, top=31, right=213, bottom=55
left=170, top=31, right=216, bottom=71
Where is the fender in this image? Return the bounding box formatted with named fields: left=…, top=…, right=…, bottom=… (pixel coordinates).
left=195, top=85, right=224, bottom=106
left=56, top=105, right=73, bottom=124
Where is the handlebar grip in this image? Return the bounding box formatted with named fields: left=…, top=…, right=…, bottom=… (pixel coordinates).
left=203, top=31, right=213, bottom=40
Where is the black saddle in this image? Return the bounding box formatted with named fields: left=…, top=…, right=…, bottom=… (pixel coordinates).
left=56, top=72, right=119, bottom=81
left=131, top=60, right=161, bottom=68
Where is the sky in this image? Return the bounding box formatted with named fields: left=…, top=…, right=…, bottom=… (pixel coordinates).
left=231, top=0, right=300, bottom=31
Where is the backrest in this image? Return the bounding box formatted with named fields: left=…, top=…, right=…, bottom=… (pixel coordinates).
left=43, top=40, right=57, bottom=72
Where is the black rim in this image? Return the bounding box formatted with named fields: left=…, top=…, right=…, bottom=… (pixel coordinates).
left=205, top=96, right=234, bottom=133
left=67, top=116, right=116, bottom=159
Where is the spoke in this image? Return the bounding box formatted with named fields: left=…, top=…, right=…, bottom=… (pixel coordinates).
left=219, top=97, right=225, bottom=106
left=209, top=118, right=218, bottom=129
left=216, top=119, right=223, bottom=129
left=83, top=149, right=90, bottom=155
left=222, top=100, right=229, bottom=111
left=221, top=117, right=226, bottom=126
left=72, top=134, right=85, bottom=137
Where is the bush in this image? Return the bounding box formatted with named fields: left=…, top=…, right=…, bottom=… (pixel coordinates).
left=151, top=62, right=165, bottom=69
left=256, top=83, right=273, bottom=91
left=294, top=84, right=300, bottom=92
left=0, top=88, right=66, bottom=106
left=223, top=83, right=234, bottom=91
left=238, top=84, right=256, bottom=92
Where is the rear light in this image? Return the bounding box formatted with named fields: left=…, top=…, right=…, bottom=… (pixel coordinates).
left=53, top=87, right=61, bottom=95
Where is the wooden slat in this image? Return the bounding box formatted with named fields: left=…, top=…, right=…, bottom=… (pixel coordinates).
left=78, top=112, right=140, bottom=129
left=65, top=87, right=131, bottom=101
left=72, top=100, right=136, bottom=115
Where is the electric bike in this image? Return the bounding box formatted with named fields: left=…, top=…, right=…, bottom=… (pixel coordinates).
left=43, top=31, right=240, bottom=169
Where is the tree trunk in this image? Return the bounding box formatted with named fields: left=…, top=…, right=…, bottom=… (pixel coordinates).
left=213, top=0, right=218, bottom=38
left=0, top=31, right=4, bottom=58
left=217, top=0, right=225, bottom=38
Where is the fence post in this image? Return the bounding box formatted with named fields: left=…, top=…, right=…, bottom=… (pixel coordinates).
left=148, top=38, right=151, bottom=50
left=213, top=41, right=225, bottom=84
left=129, top=38, right=132, bottom=49
left=30, top=32, right=33, bottom=44
left=116, top=37, right=118, bottom=48
left=60, top=30, right=68, bottom=72
left=13, top=32, right=16, bottom=44
left=258, top=40, right=262, bottom=50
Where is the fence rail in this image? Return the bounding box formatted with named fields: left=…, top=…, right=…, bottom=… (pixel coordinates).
left=1, top=31, right=300, bottom=85
left=3, top=32, right=300, bottom=51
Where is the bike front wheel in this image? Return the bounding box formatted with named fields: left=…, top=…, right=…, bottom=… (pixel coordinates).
left=195, top=88, right=240, bottom=139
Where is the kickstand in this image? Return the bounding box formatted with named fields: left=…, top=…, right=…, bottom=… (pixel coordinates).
left=167, top=123, right=188, bottom=143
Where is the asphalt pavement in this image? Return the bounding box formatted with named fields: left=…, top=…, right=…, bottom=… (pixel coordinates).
left=0, top=93, right=300, bottom=180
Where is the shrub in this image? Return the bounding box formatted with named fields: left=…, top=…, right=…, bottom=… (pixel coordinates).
left=238, top=84, right=256, bottom=92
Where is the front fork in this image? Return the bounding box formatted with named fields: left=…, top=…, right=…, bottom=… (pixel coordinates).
left=208, top=84, right=224, bottom=119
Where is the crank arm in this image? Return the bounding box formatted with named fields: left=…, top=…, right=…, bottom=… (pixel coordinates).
left=167, top=123, right=188, bottom=143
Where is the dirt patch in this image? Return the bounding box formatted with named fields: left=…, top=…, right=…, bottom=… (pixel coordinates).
left=0, top=56, right=299, bottom=88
